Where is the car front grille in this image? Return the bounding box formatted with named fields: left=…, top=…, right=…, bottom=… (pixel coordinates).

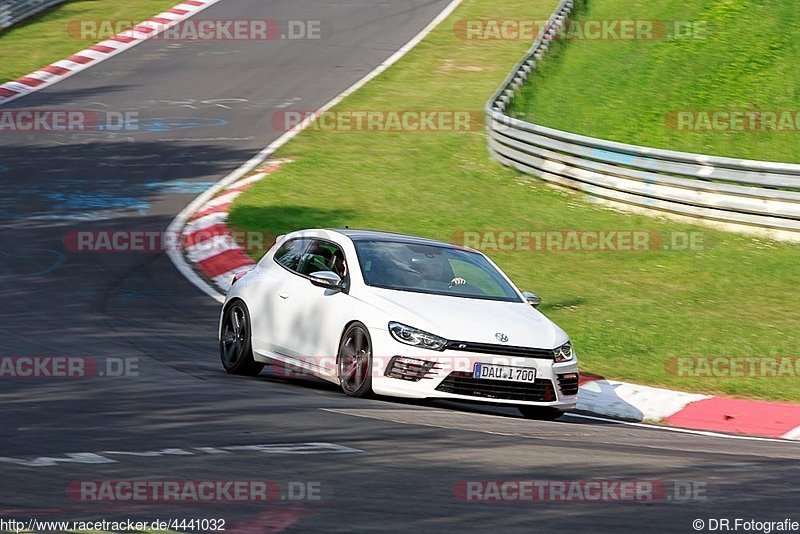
left=443, top=340, right=555, bottom=360
left=435, top=371, right=556, bottom=402
left=557, top=373, right=580, bottom=396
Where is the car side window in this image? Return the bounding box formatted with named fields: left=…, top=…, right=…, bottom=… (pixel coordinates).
left=273, top=238, right=312, bottom=272
left=297, top=240, right=347, bottom=278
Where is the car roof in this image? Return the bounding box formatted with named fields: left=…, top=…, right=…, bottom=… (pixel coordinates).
left=327, top=228, right=467, bottom=250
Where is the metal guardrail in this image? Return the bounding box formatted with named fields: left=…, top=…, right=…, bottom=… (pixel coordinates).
left=485, top=0, right=800, bottom=239
left=0, top=0, right=68, bottom=30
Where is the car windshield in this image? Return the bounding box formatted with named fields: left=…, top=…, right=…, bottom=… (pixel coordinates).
left=353, top=240, right=522, bottom=302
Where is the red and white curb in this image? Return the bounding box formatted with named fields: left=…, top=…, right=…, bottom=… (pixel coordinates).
left=578, top=375, right=800, bottom=440
left=180, top=160, right=286, bottom=292
left=0, top=0, right=222, bottom=106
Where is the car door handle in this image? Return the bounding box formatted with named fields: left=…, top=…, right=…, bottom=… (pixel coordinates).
left=278, top=291, right=289, bottom=299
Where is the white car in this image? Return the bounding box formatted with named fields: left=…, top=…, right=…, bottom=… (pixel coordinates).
left=219, top=229, right=579, bottom=419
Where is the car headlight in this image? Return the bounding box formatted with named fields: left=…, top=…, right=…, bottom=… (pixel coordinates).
left=388, top=322, right=447, bottom=351
left=554, top=341, right=575, bottom=363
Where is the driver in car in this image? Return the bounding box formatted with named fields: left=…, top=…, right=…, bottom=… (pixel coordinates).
left=332, top=252, right=348, bottom=279
left=412, top=255, right=466, bottom=289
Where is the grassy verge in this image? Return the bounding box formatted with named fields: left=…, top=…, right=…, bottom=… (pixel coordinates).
left=511, top=0, right=800, bottom=162
left=0, top=0, right=180, bottom=83
left=229, top=0, right=800, bottom=401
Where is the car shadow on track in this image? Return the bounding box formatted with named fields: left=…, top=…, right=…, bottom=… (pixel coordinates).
left=237, top=362, right=633, bottom=428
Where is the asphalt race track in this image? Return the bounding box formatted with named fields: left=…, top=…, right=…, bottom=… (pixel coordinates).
left=1, top=1, right=799, bottom=532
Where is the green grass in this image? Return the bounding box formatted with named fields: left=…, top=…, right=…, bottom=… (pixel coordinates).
left=229, top=0, right=800, bottom=402
left=511, top=0, right=800, bottom=162
left=0, top=0, right=179, bottom=83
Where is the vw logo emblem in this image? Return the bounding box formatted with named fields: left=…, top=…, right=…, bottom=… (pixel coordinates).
left=495, top=333, right=509, bottom=343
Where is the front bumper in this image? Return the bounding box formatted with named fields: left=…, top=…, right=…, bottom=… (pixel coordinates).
left=369, top=329, right=579, bottom=409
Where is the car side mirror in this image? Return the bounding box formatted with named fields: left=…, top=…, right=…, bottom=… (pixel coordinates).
left=309, top=270, right=343, bottom=291
left=522, top=291, right=541, bottom=308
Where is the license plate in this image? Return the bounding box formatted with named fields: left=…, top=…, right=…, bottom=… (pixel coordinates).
left=473, top=363, right=537, bottom=382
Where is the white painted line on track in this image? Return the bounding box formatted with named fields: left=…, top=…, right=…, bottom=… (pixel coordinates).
left=0, top=442, right=363, bottom=468
left=781, top=425, right=800, bottom=440
left=563, top=413, right=799, bottom=444
left=319, top=407, right=799, bottom=445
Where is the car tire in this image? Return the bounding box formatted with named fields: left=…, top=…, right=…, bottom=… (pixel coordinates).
left=337, top=322, right=373, bottom=397
left=219, top=299, right=264, bottom=376
left=518, top=406, right=565, bottom=421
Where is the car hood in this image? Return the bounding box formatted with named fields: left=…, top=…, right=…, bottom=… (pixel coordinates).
left=357, top=287, right=568, bottom=349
